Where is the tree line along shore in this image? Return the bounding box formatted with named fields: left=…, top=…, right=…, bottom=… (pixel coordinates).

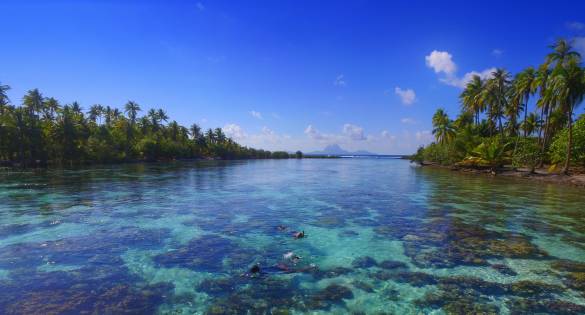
left=411, top=39, right=585, bottom=178
left=0, top=85, right=308, bottom=168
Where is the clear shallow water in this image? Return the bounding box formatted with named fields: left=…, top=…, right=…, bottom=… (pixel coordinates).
left=1, top=159, right=585, bottom=314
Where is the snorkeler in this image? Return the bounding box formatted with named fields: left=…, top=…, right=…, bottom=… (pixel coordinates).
left=293, top=230, right=305, bottom=239
left=283, top=251, right=302, bottom=264
left=243, top=261, right=316, bottom=277
left=276, top=225, right=288, bottom=231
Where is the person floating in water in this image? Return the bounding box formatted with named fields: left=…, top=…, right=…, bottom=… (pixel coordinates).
left=243, top=259, right=316, bottom=277
left=283, top=251, right=302, bottom=264
left=293, top=230, right=305, bottom=239
left=276, top=225, right=288, bottom=231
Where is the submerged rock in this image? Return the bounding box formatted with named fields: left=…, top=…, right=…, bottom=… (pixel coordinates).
left=3, top=282, right=172, bottom=315
left=153, top=235, right=243, bottom=272
left=306, top=284, right=354, bottom=310
left=352, top=280, right=375, bottom=293
left=507, top=298, right=585, bottom=315
left=352, top=256, right=378, bottom=268
left=378, top=260, right=408, bottom=270
left=508, top=280, right=563, bottom=297
left=390, top=272, right=437, bottom=287
left=490, top=263, right=517, bottom=276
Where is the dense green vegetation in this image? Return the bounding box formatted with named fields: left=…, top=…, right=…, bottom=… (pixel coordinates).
left=0, top=85, right=299, bottom=167
left=412, top=39, right=585, bottom=174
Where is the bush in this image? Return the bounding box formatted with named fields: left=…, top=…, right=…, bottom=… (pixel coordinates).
left=549, top=115, right=585, bottom=167
left=512, top=137, right=542, bottom=171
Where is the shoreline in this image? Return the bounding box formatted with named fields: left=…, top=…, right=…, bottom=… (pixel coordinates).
left=417, top=162, right=585, bottom=188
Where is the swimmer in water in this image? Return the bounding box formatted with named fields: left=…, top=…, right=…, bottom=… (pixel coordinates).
left=283, top=251, right=302, bottom=264
left=293, top=230, right=305, bottom=239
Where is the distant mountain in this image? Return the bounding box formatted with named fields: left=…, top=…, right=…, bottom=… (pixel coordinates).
left=307, top=144, right=377, bottom=156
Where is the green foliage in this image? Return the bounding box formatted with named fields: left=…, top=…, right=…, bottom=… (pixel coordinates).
left=549, top=115, right=585, bottom=167
left=416, top=39, right=585, bottom=172
left=512, top=138, right=542, bottom=171
left=0, top=84, right=294, bottom=167
left=459, top=138, right=511, bottom=170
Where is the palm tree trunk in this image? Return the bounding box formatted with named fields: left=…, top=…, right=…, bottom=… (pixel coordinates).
left=562, top=109, right=573, bottom=175
left=523, top=100, right=528, bottom=137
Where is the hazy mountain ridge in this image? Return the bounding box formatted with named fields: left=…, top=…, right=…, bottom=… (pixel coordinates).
left=307, top=144, right=377, bottom=155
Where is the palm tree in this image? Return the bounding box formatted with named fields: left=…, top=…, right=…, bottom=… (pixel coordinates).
left=520, top=112, right=540, bottom=136
left=190, top=123, right=201, bottom=140
left=205, top=128, right=215, bottom=144
left=157, top=109, right=168, bottom=125
left=71, top=101, right=82, bottom=114
left=169, top=121, right=180, bottom=141
left=214, top=127, right=226, bottom=143
left=548, top=58, right=585, bottom=174
left=483, top=68, right=511, bottom=136
left=546, top=38, right=581, bottom=70
left=0, top=82, right=10, bottom=114
left=148, top=108, right=159, bottom=129
left=511, top=67, right=536, bottom=137
left=43, top=97, right=60, bottom=121
left=88, top=104, right=104, bottom=124
left=432, top=108, right=455, bottom=144
left=23, top=89, right=44, bottom=117
left=124, top=101, right=141, bottom=125
left=460, top=75, right=484, bottom=125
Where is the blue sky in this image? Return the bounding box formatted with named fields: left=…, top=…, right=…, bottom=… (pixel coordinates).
left=1, top=0, right=585, bottom=154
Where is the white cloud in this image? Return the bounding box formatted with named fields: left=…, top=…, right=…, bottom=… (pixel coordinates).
left=343, top=124, right=366, bottom=141
left=223, top=123, right=246, bottom=139
left=491, top=49, right=503, bottom=57
left=441, top=67, right=496, bottom=88
left=196, top=2, right=205, bottom=11
left=567, top=21, right=585, bottom=31
left=394, top=87, right=416, bottom=105
left=250, top=110, right=263, bottom=119
left=334, top=74, right=347, bottom=87
left=425, top=50, right=457, bottom=75
left=304, top=125, right=326, bottom=140
left=574, top=37, right=585, bottom=56
left=401, top=118, right=416, bottom=124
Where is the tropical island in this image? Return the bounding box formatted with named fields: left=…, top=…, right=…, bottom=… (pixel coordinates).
left=0, top=85, right=303, bottom=168
left=411, top=39, right=585, bottom=184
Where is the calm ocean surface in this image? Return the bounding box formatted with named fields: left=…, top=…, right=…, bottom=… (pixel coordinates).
left=1, top=159, right=585, bottom=314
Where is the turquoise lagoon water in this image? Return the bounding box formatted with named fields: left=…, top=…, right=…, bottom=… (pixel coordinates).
left=1, top=159, right=585, bottom=314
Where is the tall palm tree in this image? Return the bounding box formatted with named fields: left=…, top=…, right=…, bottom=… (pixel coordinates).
left=214, top=127, right=226, bottom=143
left=124, top=101, right=141, bottom=125
left=511, top=67, right=536, bottom=137
left=157, top=109, right=169, bottom=125
left=0, top=82, right=10, bottom=114
left=484, top=68, right=511, bottom=136
left=432, top=108, right=455, bottom=144
left=148, top=108, right=159, bottom=129
left=190, top=123, right=201, bottom=139
left=88, top=104, right=104, bottom=124
left=520, top=112, right=540, bottom=136
left=460, top=75, right=484, bottom=125
left=205, top=128, right=215, bottom=144
left=22, top=89, right=44, bottom=117
left=71, top=101, right=82, bottom=114
left=546, top=39, right=581, bottom=70
left=548, top=58, right=585, bottom=174
left=43, top=97, right=60, bottom=121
